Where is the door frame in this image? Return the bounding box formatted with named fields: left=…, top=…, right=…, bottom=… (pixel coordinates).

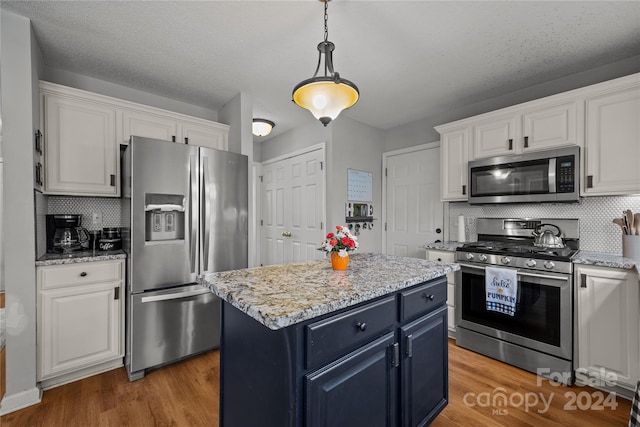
left=257, top=142, right=327, bottom=266
left=381, top=141, right=442, bottom=255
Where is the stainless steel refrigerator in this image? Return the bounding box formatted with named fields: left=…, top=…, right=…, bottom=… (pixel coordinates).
left=122, top=136, right=248, bottom=381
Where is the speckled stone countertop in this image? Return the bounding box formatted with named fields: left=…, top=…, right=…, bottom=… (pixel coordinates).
left=36, top=250, right=126, bottom=266
left=199, top=252, right=459, bottom=330
left=573, top=250, right=639, bottom=273
left=424, top=241, right=464, bottom=252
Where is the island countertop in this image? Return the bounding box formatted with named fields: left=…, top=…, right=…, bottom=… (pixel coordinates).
left=199, top=252, right=459, bottom=330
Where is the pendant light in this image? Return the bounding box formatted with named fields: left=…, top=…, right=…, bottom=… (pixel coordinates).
left=292, top=0, right=359, bottom=126
left=252, top=119, right=275, bottom=137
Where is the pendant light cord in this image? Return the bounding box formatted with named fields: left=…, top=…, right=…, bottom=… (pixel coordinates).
left=324, top=0, right=329, bottom=42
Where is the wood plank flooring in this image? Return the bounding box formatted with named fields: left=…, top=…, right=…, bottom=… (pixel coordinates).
left=0, top=339, right=632, bottom=426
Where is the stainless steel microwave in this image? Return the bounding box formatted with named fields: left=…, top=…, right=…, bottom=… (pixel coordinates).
left=468, top=146, right=579, bottom=204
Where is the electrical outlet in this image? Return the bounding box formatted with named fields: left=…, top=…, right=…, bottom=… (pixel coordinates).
left=467, top=217, right=475, bottom=226
left=92, top=211, right=103, bottom=227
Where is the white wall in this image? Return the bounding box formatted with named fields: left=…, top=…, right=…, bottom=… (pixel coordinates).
left=0, top=9, right=43, bottom=414
left=218, top=92, right=257, bottom=266
left=331, top=119, right=384, bottom=253
left=384, top=54, right=640, bottom=152
left=259, top=121, right=331, bottom=163
left=44, top=67, right=219, bottom=122
left=260, top=118, right=385, bottom=252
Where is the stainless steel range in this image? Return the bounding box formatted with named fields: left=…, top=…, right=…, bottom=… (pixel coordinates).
left=455, top=218, right=579, bottom=383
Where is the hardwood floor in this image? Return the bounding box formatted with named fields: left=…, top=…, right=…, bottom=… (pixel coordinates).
left=0, top=339, right=631, bottom=426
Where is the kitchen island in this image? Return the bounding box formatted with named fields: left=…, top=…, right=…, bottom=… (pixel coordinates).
left=200, top=253, right=459, bottom=427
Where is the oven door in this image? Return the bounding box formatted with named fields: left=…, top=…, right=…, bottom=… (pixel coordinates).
left=456, top=263, right=572, bottom=360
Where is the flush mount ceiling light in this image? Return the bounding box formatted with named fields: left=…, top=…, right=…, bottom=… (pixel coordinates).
left=252, top=119, right=275, bottom=137
left=292, top=0, right=359, bottom=127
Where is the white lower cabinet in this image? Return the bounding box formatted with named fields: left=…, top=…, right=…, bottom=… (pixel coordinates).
left=37, top=259, right=124, bottom=388
left=575, top=264, right=640, bottom=391
left=427, top=249, right=456, bottom=336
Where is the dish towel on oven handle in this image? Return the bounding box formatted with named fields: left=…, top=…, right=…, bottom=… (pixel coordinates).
left=485, top=266, right=518, bottom=316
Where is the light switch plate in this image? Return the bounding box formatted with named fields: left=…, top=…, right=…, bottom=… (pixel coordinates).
left=92, top=210, right=103, bottom=227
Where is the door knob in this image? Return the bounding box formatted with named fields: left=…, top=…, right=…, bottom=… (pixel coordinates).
left=282, top=231, right=292, bottom=237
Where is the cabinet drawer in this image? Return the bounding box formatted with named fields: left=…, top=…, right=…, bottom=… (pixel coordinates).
left=306, top=296, right=396, bottom=368
left=400, top=277, right=447, bottom=321
left=427, top=251, right=455, bottom=264
left=39, top=260, right=123, bottom=290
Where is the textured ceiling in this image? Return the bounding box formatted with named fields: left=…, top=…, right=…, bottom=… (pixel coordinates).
left=3, top=1, right=640, bottom=140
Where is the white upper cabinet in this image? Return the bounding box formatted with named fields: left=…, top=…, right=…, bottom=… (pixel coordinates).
left=42, top=91, right=119, bottom=196
left=584, top=82, right=640, bottom=196
left=435, top=72, right=639, bottom=199
left=181, top=120, right=229, bottom=150
left=120, top=109, right=180, bottom=144
left=41, top=81, right=230, bottom=197
left=470, top=101, right=579, bottom=160
left=438, top=126, right=469, bottom=201
left=119, top=108, right=229, bottom=150
left=471, top=115, right=518, bottom=159
left=521, top=101, right=579, bottom=152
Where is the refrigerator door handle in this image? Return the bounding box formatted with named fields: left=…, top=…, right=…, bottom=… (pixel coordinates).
left=189, top=154, right=198, bottom=273
left=202, top=155, right=211, bottom=272
left=140, top=288, right=210, bottom=303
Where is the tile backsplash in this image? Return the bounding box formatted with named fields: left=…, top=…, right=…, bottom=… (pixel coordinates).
left=35, top=194, right=123, bottom=258
left=449, top=195, right=640, bottom=254
left=47, top=196, right=122, bottom=230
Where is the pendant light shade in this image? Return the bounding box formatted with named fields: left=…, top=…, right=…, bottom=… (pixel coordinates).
left=252, top=119, right=275, bottom=137
left=292, top=1, right=359, bottom=127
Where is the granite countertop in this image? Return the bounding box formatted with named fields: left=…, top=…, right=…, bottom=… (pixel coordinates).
left=424, top=241, right=463, bottom=251
left=573, top=250, right=639, bottom=273
left=199, top=252, right=459, bottom=330
left=36, top=249, right=127, bottom=266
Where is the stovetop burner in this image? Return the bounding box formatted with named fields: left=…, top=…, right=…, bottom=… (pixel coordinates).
left=457, top=240, right=577, bottom=261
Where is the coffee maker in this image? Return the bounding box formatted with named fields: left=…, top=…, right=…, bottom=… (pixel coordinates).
left=46, top=214, right=90, bottom=253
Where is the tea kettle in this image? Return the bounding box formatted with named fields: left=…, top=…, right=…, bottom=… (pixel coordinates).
left=531, top=224, right=565, bottom=248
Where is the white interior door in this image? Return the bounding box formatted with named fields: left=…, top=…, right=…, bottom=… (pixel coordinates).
left=385, top=145, right=443, bottom=258
left=261, top=147, right=325, bottom=266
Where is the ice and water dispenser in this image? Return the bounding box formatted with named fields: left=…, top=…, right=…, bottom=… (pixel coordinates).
left=145, top=193, right=185, bottom=242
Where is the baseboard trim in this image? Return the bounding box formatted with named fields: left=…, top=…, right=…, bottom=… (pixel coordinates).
left=0, top=386, right=42, bottom=415
left=39, top=358, right=123, bottom=390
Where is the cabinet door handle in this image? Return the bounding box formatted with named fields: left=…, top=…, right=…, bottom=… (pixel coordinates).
left=437, top=258, right=442, bottom=262
left=580, top=274, right=587, bottom=288
left=422, top=293, right=435, bottom=301
left=80, top=272, right=87, bottom=277
left=185, top=137, right=189, bottom=145
left=524, top=136, right=529, bottom=148
left=462, top=185, right=466, bottom=195
left=406, top=334, right=413, bottom=358
left=110, top=174, right=116, bottom=186
left=391, top=342, right=400, bottom=368
left=587, top=175, right=593, bottom=189
left=508, top=139, right=513, bottom=150
left=172, top=135, right=176, bottom=143
left=356, top=322, right=367, bottom=332
left=114, top=287, right=120, bottom=300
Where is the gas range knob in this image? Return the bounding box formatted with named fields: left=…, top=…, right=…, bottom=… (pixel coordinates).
left=501, top=256, right=511, bottom=265
left=544, top=261, right=555, bottom=270
left=478, top=254, right=488, bottom=262
left=526, top=259, right=537, bottom=268
left=465, top=253, right=474, bottom=261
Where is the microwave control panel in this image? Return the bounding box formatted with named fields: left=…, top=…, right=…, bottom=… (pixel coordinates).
left=556, top=156, right=575, bottom=193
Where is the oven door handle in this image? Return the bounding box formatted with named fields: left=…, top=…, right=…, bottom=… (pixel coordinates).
left=461, top=263, right=570, bottom=282
left=516, top=271, right=569, bottom=282
left=460, top=263, right=484, bottom=270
